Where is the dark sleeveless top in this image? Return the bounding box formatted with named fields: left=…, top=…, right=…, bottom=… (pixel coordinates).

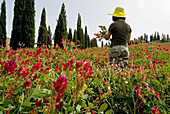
left=108, top=21, right=131, bottom=47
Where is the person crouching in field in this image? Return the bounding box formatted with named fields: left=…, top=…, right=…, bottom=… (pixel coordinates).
left=105, top=7, right=132, bottom=68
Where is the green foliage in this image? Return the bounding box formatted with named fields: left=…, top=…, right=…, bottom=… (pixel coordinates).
left=0, top=0, right=6, bottom=47
left=47, top=26, right=52, bottom=47
left=101, top=41, right=103, bottom=47
left=91, top=39, right=98, bottom=47
left=85, top=26, right=88, bottom=48
left=98, top=103, right=108, bottom=112
left=21, top=0, right=35, bottom=48
left=54, top=14, right=65, bottom=48
left=68, top=28, right=72, bottom=41
left=73, top=29, right=77, bottom=44
left=54, top=3, right=67, bottom=48
left=77, top=13, right=82, bottom=45
left=37, top=8, right=48, bottom=47
left=10, top=0, right=25, bottom=50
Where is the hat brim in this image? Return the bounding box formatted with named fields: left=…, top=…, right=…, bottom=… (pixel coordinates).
left=108, top=13, right=126, bottom=17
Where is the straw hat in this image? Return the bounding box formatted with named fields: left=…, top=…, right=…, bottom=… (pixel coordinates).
left=108, top=7, right=126, bottom=17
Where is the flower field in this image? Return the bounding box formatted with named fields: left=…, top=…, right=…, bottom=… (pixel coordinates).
left=0, top=41, right=169, bottom=114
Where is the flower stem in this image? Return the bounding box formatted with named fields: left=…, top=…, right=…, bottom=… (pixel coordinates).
left=2, top=74, right=6, bottom=101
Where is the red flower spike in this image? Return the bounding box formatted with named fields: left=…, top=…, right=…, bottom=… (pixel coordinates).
left=141, top=82, right=147, bottom=86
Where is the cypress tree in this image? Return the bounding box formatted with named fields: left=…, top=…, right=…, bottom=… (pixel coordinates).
left=22, top=0, right=35, bottom=48
left=68, top=28, right=72, bottom=42
left=101, top=41, right=103, bottom=47
left=54, top=3, right=67, bottom=48
left=81, top=28, right=85, bottom=48
left=167, top=34, right=169, bottom=40
left=37, top=8, right=47, bottom=47
left=61, top=3, right=67, bottom=28
left=60, top=3, right=67, bottom=39
left=153, top=31, right=157, bottom=41
left=82, top=31, right=85, bottom=48
left=95, top=39, right=98, bottom=47
left=144, top=33, right=148, bottom=43
left=91, top=39, right=93, bottom=47
left=73, top=29, right=77, bottom=44
left=54, top=14, right=65, bottom=48
left=85, top=26, right=88, bottom=48
left=150, top=34, right=153, bottom=42
left=87, top=35, right=90, bottom=47
left=157, top=32, right=160, bottom=41
left=77, top=13, right=82, bottom=44
left=10, top=0, right=25, bottom=49
left=47, top=26, right=52, bottom=47
left=0, top=0, right=6, bottom=47
left=0, top=26, right=2, bottom=46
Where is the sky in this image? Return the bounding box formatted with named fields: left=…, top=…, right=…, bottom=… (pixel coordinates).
left=2, top=0, right=170, bottom=45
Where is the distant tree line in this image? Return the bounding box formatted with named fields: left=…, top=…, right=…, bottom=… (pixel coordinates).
left=129, top=31, right=170, bottom=45
left=0, top=0, right=98, bottom=49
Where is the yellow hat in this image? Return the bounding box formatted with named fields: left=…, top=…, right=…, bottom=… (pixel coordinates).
left=108, top=7, right=126, bottom=17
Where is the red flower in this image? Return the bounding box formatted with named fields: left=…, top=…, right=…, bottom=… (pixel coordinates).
left=2, top=59, right=17, bottom=74
left=54, top=75, right=68, bottom=110
left=136, top=89, right=141, bottom=97
left=63, top=48, right=67, bottom=53
left=145, top=65, right=149, bottom=69
left=153, top=59, right=157, bottom=64
left=56, top=101, right=63, bottom=110
left=22, top=80, right=31, bottom=89
left=35, top=98, right=42, bottom=107
left=141, top=82, right=147, bottom=86
left=31, top=62, right=42, bottom=72
left=151, top=108, right=160, bottom=114
left=43, top=98, right=48, bottom=103
left=98, top=25, right=103, bottom=28
left=136, top=84, right=141, bottom=89
left=53, top=56, right=56, bottom=60
left=55, top=44, right=60, bottom=51
left=163, top=61, right=166, bottom=65
left=76, top=61, right=83, bottom=71
left=149, top=87, right=154, bottom=93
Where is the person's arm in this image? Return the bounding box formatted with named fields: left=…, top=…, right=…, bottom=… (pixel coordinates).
left=105, top=31, right=111, bottom=40
left=127, top=33, right=131, bottom=43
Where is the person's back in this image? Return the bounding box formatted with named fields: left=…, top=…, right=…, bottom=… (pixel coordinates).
left=109, top=21, right=131, bottom=47
left=105, top=7, right=132, bottom=68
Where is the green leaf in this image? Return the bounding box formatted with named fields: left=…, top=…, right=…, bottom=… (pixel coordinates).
left=89, top=102, right=93, bottom=110
left=41, top=89, right=51, bottom=94
left=98, top=103, right=108, bottom=112
left=32, top=93, right=45, bottom=97
left=3, top=99, right=12, bottom=107
left=22, top=101, right=31, bottom=107
left=21, top=92, right=24, bottom=104
left=82, top=94, right=88, bottom=99
left=0, top=106, right=5, bottom=111
left=76, top=105, right=81, bottom=112
left=106, top=109, right=114, bottom=114
left=27, top=84, right=39, bottom=102
left=68, top=107, right=75, bottom=112
left=87, top=88, right=93, bottom=91
left=79, top=101, right=88, bottom=109
left=82, top=84, right=87, bottom=90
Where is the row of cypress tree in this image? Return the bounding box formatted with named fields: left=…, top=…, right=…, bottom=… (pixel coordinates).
left=53, top=3, right=97, bottom=49
left=0, top=0, right=98, bottom=49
